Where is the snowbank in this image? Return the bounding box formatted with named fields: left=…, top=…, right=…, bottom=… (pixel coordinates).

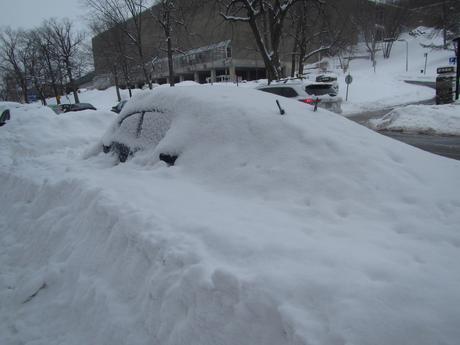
left=1, top=87, right=460, bottom=345
left=370, top=102, right=460, bottom=135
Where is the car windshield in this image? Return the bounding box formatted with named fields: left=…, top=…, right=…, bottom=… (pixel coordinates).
left=259, top=87, right=298, bottom=98
left=305, top=84, right=336, bottom=96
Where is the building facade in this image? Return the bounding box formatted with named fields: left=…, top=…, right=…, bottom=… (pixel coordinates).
left=91, top=1, right=293, bottom=87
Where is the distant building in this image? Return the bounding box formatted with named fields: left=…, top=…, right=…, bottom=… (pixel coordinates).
left=91, top=2, right=293, bottom=87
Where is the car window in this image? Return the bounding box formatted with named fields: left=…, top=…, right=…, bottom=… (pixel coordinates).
left=260, top=87, right=281, bottom=96
left=139, top=110, right=172, bottom=146
left=260, top=87, right=297, bottom=97
left=305, top=84, right=335, bottom=96
left=115, top=113, right=143, bottom=144
left=281, top=87, right=298, bottom=97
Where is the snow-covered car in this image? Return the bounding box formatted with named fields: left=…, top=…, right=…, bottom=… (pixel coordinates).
left=0, top=102, right=21, bottom=126
left=101, top=84, right=333, bottom=164
left=48, top=103, right=97, bottom=114
left=60, top=103, right=97, bottom=113
left=315, top=73, right=339, bottom=94
left=0, top=108, right=11, bottom=126
left=256, top=81, right=342, bottom=113
left=102, top=99, right=174, bottom=163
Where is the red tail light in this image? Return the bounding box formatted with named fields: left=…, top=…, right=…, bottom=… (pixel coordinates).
left=299, top=98, right=320, bottom=104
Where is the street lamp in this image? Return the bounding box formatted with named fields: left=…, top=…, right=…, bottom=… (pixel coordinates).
left=398, top=39, right=409, bottom=72
left=453, top=37, right=460, bottom=100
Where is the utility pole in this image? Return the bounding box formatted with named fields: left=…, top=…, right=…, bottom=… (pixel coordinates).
left=453, top=37, right=460, bottom=100
left=424, top=53, right=428, bottom=75
left=398, top=39, right=408, bottom=72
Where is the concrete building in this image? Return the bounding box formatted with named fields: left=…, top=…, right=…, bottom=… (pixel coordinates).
left=91, top=1, right=293, bottom=87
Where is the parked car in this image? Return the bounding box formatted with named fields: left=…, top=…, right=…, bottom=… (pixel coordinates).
left=49, top=103, right=97, bottom=114
left=102, top=105, right=174, bottom=163
left=111, top=100, right=128, bottom=114
left=61, top=103, right=97, bottom=112
left=256, top=81, right=342, bottom=113
left=315, top=73, right=339, bottom=94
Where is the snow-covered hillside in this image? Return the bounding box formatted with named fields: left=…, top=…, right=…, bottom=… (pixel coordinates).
left=1, top=86, right=460, bottom=345
left=334, top=28, right=454, bottom=114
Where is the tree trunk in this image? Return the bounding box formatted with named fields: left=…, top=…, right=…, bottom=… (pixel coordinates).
left=66, top=65, right=79, bottom=104
left=121, top=62, right=132, bottom=97
left=113, top=65, right=121, bottom=102
left=291, top=52, right=296, bottom=78
left=34, top=80, right=47, bottom=105
left=137, top=46, right=152, bottom=89
left=167, top=35, right=175, bottom=87
left=21, top=78, right=29, bottom=104
left=44, top=49, right=60, bottom=104
left=442, top=0, right=448, bottom=49
left=247, top=18, right=278, bottom=82
left=298, top=46, right=306, bottom=76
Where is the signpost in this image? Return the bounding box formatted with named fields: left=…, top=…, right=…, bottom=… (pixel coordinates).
left=345, top=74, right=353, bottom=101
left=436, top=66, right=456, bottom=104
left=453, top=37, right=460, bottom=100
left=424, top=53, right=428, bottom=74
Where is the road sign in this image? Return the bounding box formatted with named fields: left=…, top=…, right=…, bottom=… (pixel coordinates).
left=437, top=66, right=455, bottom=74
left=345, top=74, right=353, bottom=101
left=345, top=74, right=353, bottom=84
left=449, top=57, right=457, bottom=65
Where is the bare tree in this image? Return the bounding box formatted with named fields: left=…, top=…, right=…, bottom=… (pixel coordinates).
left=380, top=2, right=410, bottom=59
left=288, top=1, right=322, bottom=76
left=0, top=28, right=29, bottom=103
left=220, top=0, right=304, bottom=82
left=150, top=0, right=182, bottom=87
left=352, top=0, right=385, bottom=72
left=90, top=19, right=135, bottom=99
left=85, top=0, right=154, bottom=89
left=33, top=27, right=63, bottom=104
left=20, top=32, right=48, bottom=105
left=287, top=0, right=354, bottom=76
left=431, top=0, right=460, bottom=49
left=44, top=19, right=85, bottom=103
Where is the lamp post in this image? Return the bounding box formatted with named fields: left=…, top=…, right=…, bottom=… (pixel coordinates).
left=453, top=37, right=460, bottom=100
left=398, top=39, right=408, bottom=72
left=423, top=52, right=428, bottom=75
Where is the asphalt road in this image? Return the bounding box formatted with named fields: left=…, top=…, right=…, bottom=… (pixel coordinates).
left=379, top=131, right=460, bottom=160
left=347, top=98, right=460, bottom=161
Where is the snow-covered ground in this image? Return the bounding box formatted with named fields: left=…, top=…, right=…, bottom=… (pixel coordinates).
left=370, top=102, right=460, bottom=135
left=1, top=85, right=460, bottom=345
left=335, top=28, right=454, bottom=114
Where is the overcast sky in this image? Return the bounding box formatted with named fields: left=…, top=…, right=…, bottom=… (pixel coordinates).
left=0, top=0, right=88, bottom=31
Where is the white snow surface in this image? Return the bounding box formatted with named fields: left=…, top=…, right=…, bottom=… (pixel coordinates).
left=325, top=28, right=452, bottom=114
left=370, top=102, right=460, bottom=135
left=1, top=86, right=460, bottom=345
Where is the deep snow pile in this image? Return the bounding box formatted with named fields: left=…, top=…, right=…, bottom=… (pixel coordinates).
left=1, top=86, right=460, bottom=345
left=369, top=102, right=460, bottom=135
